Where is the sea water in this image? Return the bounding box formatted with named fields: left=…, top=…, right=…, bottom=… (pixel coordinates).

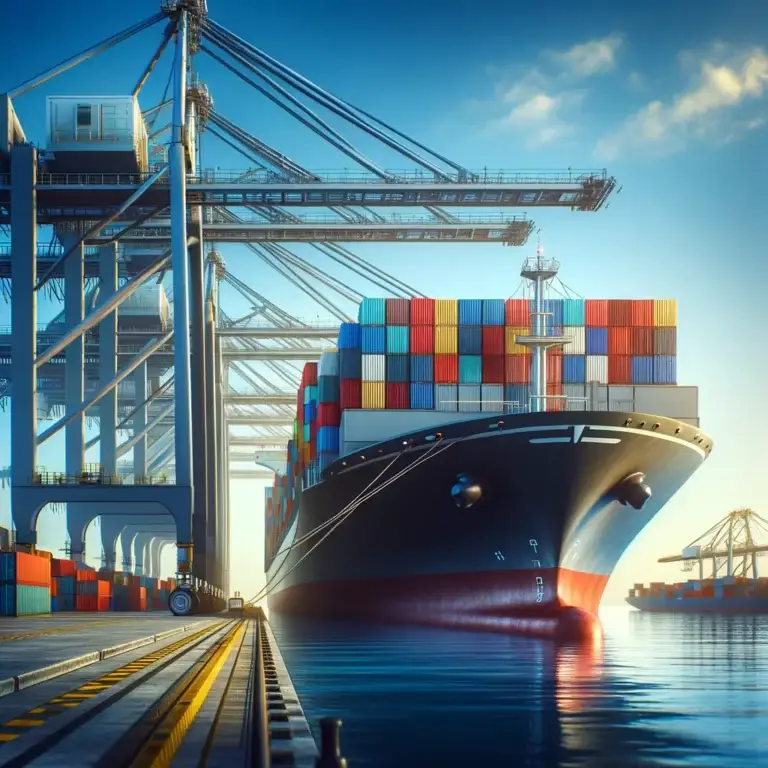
left=270, top=606, right=768, bottom=767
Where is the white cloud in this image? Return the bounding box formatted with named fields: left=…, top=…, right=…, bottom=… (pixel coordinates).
left=482, top=34, right=623, bottom=147
left=549, top=33, right=624, bottom=78
left=596, top=46, right=768, bottom=159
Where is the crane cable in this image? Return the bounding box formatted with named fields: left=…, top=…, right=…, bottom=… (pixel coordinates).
left=248, top=433, right=465, bottom=606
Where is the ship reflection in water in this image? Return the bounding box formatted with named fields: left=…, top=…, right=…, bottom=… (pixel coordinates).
left=269, top=606, right=768, bottom=767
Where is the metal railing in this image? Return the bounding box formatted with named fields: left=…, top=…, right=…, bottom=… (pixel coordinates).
left=21, top=168, right=609, bottom=187
left=31, top=465, right=169, bottom=486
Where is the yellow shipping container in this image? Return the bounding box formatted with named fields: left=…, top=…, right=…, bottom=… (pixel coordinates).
left=434, top=299, right=458, bottom=326
left=653, top=299, right=677, bottom=327
left=505, top=326, right=530, bottom=355
left=362, top=382, right=386, bottom=409
left=434, top=325, right=458, bottom=354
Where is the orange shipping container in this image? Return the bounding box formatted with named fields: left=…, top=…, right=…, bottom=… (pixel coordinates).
left=434, top=354, right=459, bottom=383
left=631, top=327, right=654, bottom=355
left=546, top=383, right=564, bottom=411
left=546, top=355, right=562, bottom=385
left=51, top=558, right=76, bottom=578
left=410, top=298, right=435, bottom=325
left=608, top=300, right=631, bottom=327
left=585, top=299, right=608, bottom=327
left=630, top=300, right=654, bottom=326
left=50, top=579, right=58, bottom=597
left=14, top=552, right=51, bottom=587
left=608, top=327, right=632, bottom=355
left=504, top=299, right=530, bottom=326
left=608, top=355, right=632, bottom=384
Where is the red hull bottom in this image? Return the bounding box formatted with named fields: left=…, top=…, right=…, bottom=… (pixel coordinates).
left=269, top=567, right=609, bottom=642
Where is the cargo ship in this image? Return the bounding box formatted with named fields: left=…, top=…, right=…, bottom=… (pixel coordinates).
left=261, top=248, right=713, bottom=640
left=627, top=509, right=768, bottom=613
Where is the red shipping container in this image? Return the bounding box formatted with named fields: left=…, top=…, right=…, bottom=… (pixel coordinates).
left=482, top=355, right=505, bottom=384
left=98, top=596, right=111, bottom=612
left=585, top=299, right=608, bottom=327
left=51, top=557, right=76, bottom=578
left=631, top=327, right=654, bottom=355
left=410, top=325, right=434, bottom=354
left=630, top=299, right=654, bottom=326
left=410, top=298, right=435, bottom=325
left=608, top=355, right=632, bottom=384
left=386, top=382, right=409, bottom=409
left=547, top=383, right=565, bottom=411
left=434, top=354, right=458, bottom=383
left=50, top=579, right=58, bottom=597
left=75, top=568, right=97, bottom=582
left=317, top=402, right=341, bottom=427
left=505, top=299, right=530, bottom=326
left=386, top=298, right=410, bottom=325
left=302, top=362, right=318, bottom=387
left=14, top=552, right=51, bottom=587
left=76, top=594, right=97, bottom=611
left=546, top=355, right=563, bottom=384
left=608, top=327, right=632, bottom=355
left=608, top=300, right=631, bottom=327
left=482, top=326, right=505, bottom=355
left=97, top=580, right=112, bottom=597
left=505, top=356, right=530, bottom=384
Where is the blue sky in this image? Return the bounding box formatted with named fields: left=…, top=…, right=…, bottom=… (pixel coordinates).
left=1, top=0, right=766, bottom=603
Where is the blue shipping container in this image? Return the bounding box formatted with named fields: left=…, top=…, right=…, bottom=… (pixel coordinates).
left=386, top=354, right=409, bottom=383
left=482, top=299, right=505, bottom=326
left=317, top=426, right=340, bottom=453
left=562, top=299, right=586, bottom=327
left=504, top=384, right=529, bottom=411
left=653, top=355, right=677, bottom=384
left=410, top=382, right=434, bottom=409
left=631, top=356, right=654, bottom=384
left=410, top=355, right=434, bottom=382
left=586, top=327, right=608, bottom=355
left=303, top=423, right=310, bottom=442
left=361, top=326, right=386, bottom=354
left=339, top=349, right=362, bottom=379
left=458, top=326, right=482, bottom=355
left=544, top=299, right=563, bottom=328
left=458, top=299, right=483, bottom=326
left=318, top=452, right=339, bottom=472
left=386, top=326, right=409, bottom=355
left=358, top=298, right=386, bottom=326
left=337, top=322, right=362, bottom=350
left=318, top=375, right=340, bottom=403
left=563, top=355, right=586, bottom=384
left=458, top=355, right=483, bottom=384
left=303, top=385, right=317, bottom=404
left=56, top=576, right=75, bottom=594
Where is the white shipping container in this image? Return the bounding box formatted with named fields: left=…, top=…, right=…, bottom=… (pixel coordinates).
left=562, top=326, right=585, bottom=355
left=361, top=354, right=386, bottom=382
left=563, top=384, right=586, bottom=411
left=481, top=384, right=504, bottom=412
left=435, top=385, right=459, bottom=412
left=633, top=385, right=698, bottom=420
left=45, top=95, right=149, bottom=173
left=458, top=384, right=481, bottom=412
left=340, top=409, right=504, bottom=454
left=586, top=355, right=608, bottom=384
left=318, top=349, right=339, bottom=377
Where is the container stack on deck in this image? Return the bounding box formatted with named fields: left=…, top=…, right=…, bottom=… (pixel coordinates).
left=0, top=551, right=51, bottom=616
left=629, top=576, right=768, bottom=603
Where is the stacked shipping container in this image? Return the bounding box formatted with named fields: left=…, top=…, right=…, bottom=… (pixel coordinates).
left=264, top=296, right=679, bottom=567
left=0, top=551, right=51, bottom=616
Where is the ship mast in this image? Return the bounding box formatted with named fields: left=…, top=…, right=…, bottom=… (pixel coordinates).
left=516, top=241, right=569, bottom=412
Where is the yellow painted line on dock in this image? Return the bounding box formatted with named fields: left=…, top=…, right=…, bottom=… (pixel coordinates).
left=0, top=619, right=132, bottom=643
left=0, top=621, right=228, bottom=746
left=127, top=621, right=246, bottom=767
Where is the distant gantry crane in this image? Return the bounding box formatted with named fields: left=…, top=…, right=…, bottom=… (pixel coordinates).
left=658, top=509, right=768, bottom=581
left=0, top=0, right=616, bottom=614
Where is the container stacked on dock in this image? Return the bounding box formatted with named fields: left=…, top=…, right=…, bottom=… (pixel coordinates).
left=0, top=551, right=51, bottom=616
left=51, top=557, right=76, bottom=611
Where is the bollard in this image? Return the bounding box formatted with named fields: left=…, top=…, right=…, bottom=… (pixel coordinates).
left=251, top=618, right=271, bottom=768
left=316, top=717, right=348, bottom=768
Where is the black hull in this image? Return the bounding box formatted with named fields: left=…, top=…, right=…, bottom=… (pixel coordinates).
left=267, top=411, right=711, bottom=639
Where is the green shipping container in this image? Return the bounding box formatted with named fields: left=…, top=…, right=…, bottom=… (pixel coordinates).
left=0, top=584, right=51, bottom=616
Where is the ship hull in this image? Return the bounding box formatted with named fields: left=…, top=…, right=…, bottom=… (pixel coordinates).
left=267, top=411, right=711, bottom=639
left=626, top=596, right=768, bottom=613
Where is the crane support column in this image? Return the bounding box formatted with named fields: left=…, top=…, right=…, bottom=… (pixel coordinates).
left=189, top=211, right=209, bottom=594
left=169, top=5, right=195, bottom=594
left=204, top=273, right=219, bottom=595
left=9, top=144, right=38, bottom=548
left=133, top=362, right=148, bottom=480
left=99, top=243, right=119, bottom=480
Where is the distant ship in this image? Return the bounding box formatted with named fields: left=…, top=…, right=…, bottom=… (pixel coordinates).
left=627, top=509, right=768, bottom=613
left=263, top=247, right=714, bottom=640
